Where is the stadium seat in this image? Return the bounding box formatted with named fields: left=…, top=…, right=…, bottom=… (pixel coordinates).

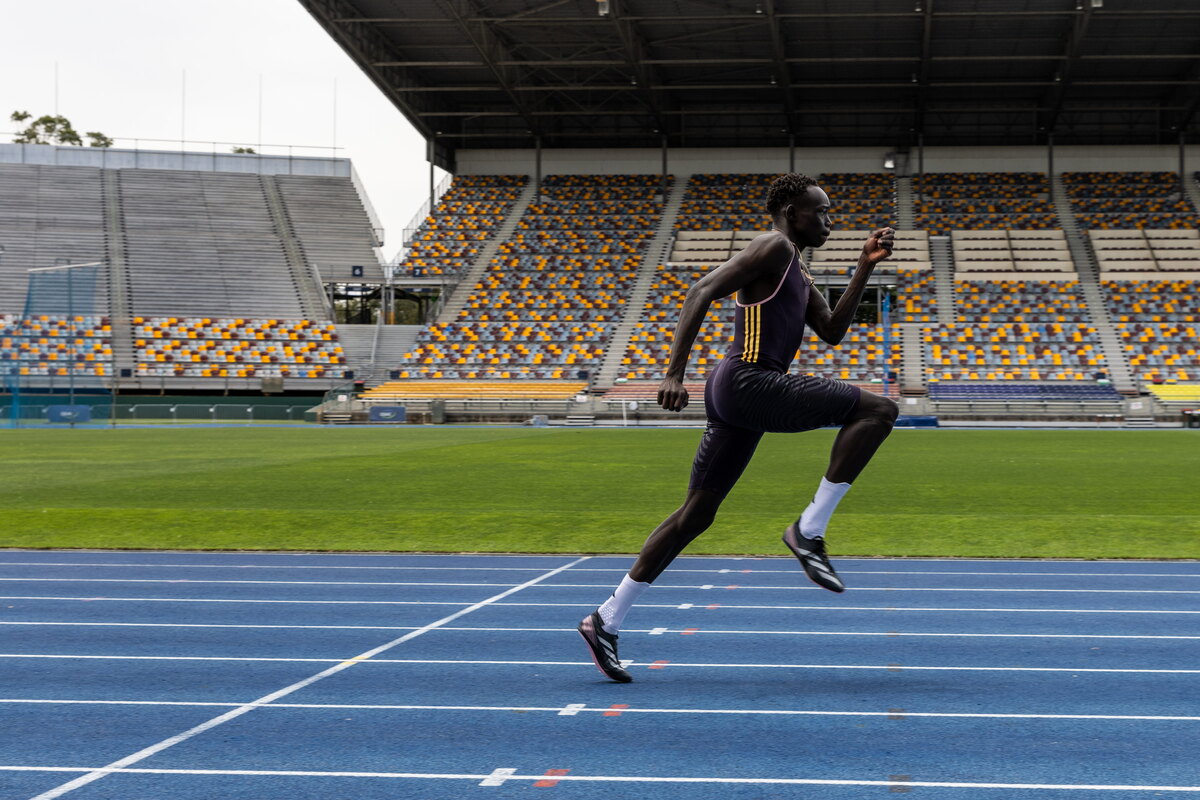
left=393, top=175, right=666, bottom=381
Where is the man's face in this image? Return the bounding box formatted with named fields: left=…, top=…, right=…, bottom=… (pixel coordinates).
left=787, top=185, right=832, bottom=248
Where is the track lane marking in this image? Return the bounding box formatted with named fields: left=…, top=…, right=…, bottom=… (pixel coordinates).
left=4, top=653, right=1199, bottom=674
left=6, top=595, right=1200, bottom=615
left=0, top=550, right=1194, bottom=564
left=3, top=699, right=1200, bottom=721
left=3, top=765, right=1200, bottom=791
left=21, top=556, right=591, bottom=800
left=1, top=560, right=1197, bottom=577
left=5, top=577, right=1200, bottom=593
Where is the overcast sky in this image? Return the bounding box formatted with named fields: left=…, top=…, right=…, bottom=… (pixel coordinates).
left=0, top=0, right=446, bottom=261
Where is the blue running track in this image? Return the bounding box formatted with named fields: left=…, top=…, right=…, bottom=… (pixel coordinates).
left=1, top=550, right=1198, bottom=799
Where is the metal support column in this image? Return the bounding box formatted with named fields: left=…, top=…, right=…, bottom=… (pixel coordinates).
left=1180, top=131, right=1187, bottom=198
left=1048, top=132, right=1055, bottom=182
left=427, top=136, right=435, bottom=212
left=661, top=135, right=668, bottom=199
left=535, top=136, right=542, bottom=204
left=917, top=133, right=924, bottom=203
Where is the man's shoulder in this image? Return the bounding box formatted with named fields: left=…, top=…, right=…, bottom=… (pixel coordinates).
left=746, top=230, right=793, bottom=261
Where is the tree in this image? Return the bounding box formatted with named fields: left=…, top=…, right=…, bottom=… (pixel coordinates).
left=232, top=146, right=257, bottom=154
left=10, top=111, right=113, bottom=147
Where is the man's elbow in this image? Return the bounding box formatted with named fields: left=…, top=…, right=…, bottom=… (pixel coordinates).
left=684, top=284, right=716, bottom=308
left=811, top=321, right=843, bottom=346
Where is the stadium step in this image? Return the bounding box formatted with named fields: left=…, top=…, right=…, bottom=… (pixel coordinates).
left=565, top=414, right=596, bottom=426
left=101, top=169, right=135, bottom=379
left=899, top=322, right=926, bottom=393
left=894, top=176, right=915, bottom=230
left=1184, top=174, right=1200, bottom=216
left=595, top=173, right=691, bottom=387
left=435, top=180, right=541, bottom=324
left=929, top=236, right=956, bottom=324
left=260, top=175, right=329, bottom=321
left=372, top=325, right=423, bottom=381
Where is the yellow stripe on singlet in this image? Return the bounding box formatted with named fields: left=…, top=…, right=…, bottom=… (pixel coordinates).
left=745, top=305, right=759, bottom=362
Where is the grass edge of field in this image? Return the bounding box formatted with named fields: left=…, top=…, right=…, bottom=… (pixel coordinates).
left=2, top=545, right=1197, bottom=562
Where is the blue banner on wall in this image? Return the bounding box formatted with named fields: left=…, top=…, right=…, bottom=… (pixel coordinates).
left=368, top=406, right=406, bottom=423
left=46, top=405, right=93, bottom=423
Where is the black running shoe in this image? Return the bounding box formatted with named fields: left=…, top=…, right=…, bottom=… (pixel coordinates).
left=577, top=610, right=633, bottom=682
left=782, top=521, right=846, bottom=593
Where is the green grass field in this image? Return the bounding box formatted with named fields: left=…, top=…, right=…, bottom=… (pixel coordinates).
left=1, top=426, right=1198, bottom=559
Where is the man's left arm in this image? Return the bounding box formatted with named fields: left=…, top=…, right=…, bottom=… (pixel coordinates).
left=807, top=227, right=895, bottom=345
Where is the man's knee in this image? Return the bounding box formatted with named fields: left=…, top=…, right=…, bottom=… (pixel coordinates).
left=854, top=391, right=899, bottom=427
left=877, top=396, right=899, bottom=425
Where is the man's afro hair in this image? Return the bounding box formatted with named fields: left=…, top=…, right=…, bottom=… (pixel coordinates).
left=766, top=173, right=819, bottom=218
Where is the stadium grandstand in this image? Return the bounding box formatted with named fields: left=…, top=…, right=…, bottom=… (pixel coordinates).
left=4, top=0, right=1200, bottom=428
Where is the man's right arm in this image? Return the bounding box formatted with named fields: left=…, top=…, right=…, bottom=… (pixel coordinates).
left=657, top=235, right=791, bottom=411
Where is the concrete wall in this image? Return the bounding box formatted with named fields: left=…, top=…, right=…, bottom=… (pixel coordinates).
left=456, top=144, right=1200, bottom=177
left=0, top=143, right=351, bottom=177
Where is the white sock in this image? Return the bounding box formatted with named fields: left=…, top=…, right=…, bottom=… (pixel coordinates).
left=799, top=477, right=852, bottom=540
left=597, top=574, right=650, bottom=634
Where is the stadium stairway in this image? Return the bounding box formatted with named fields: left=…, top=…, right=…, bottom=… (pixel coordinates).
left=102, top=169, right=136, bottom=378
left=335, top=324, right=377, bottom=379
left=337, top=323, right=422, bottom=384
left=435, top=179, right=540, bottom=324
left=1074, top=259, right=1137, bottom=394
left=372, top=325, right=422, bottom=382
left=1185, top=174, right=1200, bottom=214
left=595, top=173, right=691, bottom=387
left=899, top=322, right=925, bottom=392
left=894, top=176, right=915, bottom=229
left=260, top=175, right=329, bottom=321
left=929, top=236, right=956, bottom=324
left=1051, top=172, right=1097, bottom=279
left=1050, top=173, right=1138, bottom=394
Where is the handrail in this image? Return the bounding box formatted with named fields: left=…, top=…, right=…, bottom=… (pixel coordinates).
left=368, top=311, right=383, bottom=380
left=348, top=162, right=386, bottom=251
left=399, top=173, right=454, bottom=250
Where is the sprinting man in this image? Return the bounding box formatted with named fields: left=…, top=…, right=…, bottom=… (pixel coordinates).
left=579, top=173, right=898, bottom=682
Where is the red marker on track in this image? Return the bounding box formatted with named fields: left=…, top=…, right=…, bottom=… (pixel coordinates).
left=534, top=769, right=569, bottom=787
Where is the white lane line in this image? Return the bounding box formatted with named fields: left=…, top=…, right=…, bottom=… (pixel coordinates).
left=5, top=595, right=1200, bottom=614
left=3, top=698, right=1200, bottom=722
left=1, top=561, right=1197, bottom=577
left=2, top=549, right=1196, bottom=565
left=22, top=555, right=591, bottom=800
left=3, top=653, right=1199, bottom=674
left=5, top=577, right=1199, bottom=594
left=2, top=766, right=1200, bottom=792
left=0, top=595, right=471, bottom=607
left=4, top=621, right=1199, bottom=641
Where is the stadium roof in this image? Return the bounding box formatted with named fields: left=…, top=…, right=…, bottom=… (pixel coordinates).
left=301, top=0, right=1200, bottom=167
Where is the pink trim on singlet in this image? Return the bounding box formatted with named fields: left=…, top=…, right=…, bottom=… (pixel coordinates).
left=736, top=241, right=800, bottom=307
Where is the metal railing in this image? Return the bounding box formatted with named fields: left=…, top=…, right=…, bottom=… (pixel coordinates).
left=397, top=173, right=454, bottom=253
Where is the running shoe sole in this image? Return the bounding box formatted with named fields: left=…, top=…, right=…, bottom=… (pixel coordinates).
left=578, top=611, right=633, bottom=683
left=782, top=522, right=846, bottom=593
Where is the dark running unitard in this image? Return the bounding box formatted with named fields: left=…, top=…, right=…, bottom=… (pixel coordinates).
left=689, top=239, right=860, bottom=498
